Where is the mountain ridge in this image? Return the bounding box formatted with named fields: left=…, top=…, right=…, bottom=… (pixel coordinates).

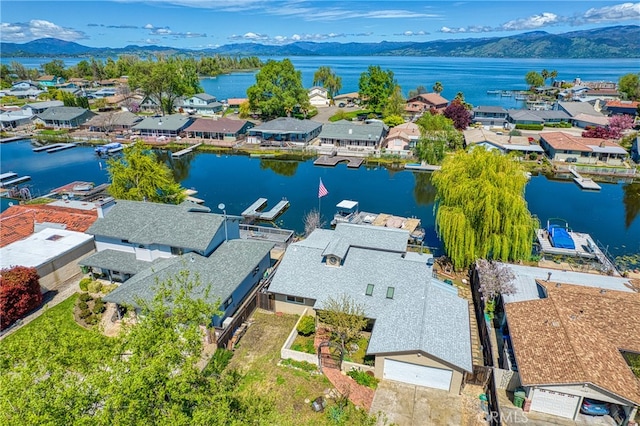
left=1, top=25, right=638, bottom=58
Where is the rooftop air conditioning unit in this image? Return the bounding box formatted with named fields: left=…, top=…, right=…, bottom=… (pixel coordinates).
left=222, top=317, right=234, bottom=329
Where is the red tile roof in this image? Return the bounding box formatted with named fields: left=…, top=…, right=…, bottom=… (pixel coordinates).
left=0, top=204, right=98, bottom=248
left=407, top=92, right=449, bottom=107
left=606, top=100, right=639, bottom=108
left=540, top=131, right=620, bottom=152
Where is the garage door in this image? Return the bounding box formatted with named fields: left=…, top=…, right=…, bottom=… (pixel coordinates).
left=383, top=359, right=452, bottom=391
left=530, top=388, right=580, bottom=419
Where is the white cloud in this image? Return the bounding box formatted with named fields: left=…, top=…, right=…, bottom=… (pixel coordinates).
left=227, top=30, right=348, bottom=44
left=582, top=2, right=640, bottom=23
left=397, top=30, right=429, bottom=36
left=439, top=26, right=467, bottom=34
left=144, top=24, right=155, bottom=29
left=500, top=12, right=560, bottom=31
left=0, top=19, right=87, bottom=42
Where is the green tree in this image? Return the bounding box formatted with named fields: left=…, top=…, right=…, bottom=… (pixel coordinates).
left=107, top=141, right=186, bottom=204
left=317, top=294, right=368, bottom=354
left=407, top=85, right=427, bottom=98
left=312, top=66, right=343, bottom=101
left=432, top=81, right=443, bottom=94
left=619, top=73, right=640, bottom=100
left=247, top=59, right=310, bottom=119
left=383, top=85, right=406, bottom=117
left=0, top=64, right=13, bottom=89
left=541, top=69, right=549, bottom=83
left=42, top=59, right=68, bottom=79
left=129, top=56, right=202, bottom=116
left=431, top=148, right=538, bottom=269
left=525, top=71, right=544, bottom=89
left=383, top=115, right=404, bottom=127
left=358, top=65, right=395, bottom=113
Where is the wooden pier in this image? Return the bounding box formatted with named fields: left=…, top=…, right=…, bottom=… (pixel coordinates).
left=569, top=167, right=601, bottom=190
left=0, top=136, right=30, bottom=143
left=172, top=143, right=202, bottom=158
left=32, top=143, right=77, bottom=153
left=314, top=155, right=364, bottom=168
left=0, top=172, right=18, bottom=181
left=241, top=198, right=289, bottom=221
left=404, top=163, right=441, bottom=171
left=0, top=175, right=31, bottom=187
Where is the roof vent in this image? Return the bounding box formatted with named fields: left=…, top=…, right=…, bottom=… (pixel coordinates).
left=600, top=289, right=606, bottom=294
left=547, top=272, right=552, bottom=281
left=190, top=256, right=195, bottom=263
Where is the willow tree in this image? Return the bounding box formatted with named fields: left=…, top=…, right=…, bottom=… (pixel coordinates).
left=431, top=148, right=538, bottom=269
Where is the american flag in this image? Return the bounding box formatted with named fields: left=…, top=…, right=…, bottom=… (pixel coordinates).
left=318, top=178, right=329, bottom=198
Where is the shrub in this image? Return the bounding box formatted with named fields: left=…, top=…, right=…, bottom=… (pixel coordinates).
left=528, top=153, right=539, bottom=161
left=0, top=266, right=42, bottom=330
left=280, top=358, right=318, bottom=372
left=93, top=299, right=106, bottom=314
left=101, top=284, right=118, bottom=294
left=515, top=124, right=544, bottom=130
left=85, top=315, right=99, bottom=325
left=203, top=349, right=234, bottom=376
left=79, top=277, right=92, bottom=291
left=78, top=301, right=89, bottom=311
left=78, top=292, right=93, bottom=302
left=297, top=315, right=315, bottom=336
left=87, top=281, right=103, bottom=293
left=347, top=368, right=379, bottom=389
left=79, top=308, right=92, bottom=319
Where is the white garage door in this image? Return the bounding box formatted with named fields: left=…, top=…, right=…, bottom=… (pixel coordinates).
left=530, top=388, right=580, bottom=419
left=383, top=359, right=452, bottom=391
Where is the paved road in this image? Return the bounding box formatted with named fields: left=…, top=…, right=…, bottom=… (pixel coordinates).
left=0, top=273, right=81, bottom=340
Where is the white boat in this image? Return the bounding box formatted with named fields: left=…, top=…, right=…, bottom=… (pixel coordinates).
left=95, top=142, right=123, bottom=155
left=331, top=200, right=425, bottom=243
left=487, top=90, right=501, bottom=94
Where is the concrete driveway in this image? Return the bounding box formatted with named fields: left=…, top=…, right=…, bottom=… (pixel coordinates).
left=370, top=381, right=485, bottom=426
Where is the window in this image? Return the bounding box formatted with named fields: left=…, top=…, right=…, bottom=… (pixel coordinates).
left=386, top=287, right=395, bottom=299
left=365, top=284, right=374, bottom=296
left=222, top=296, right=233, bottom=309
left=253, top=266, right=260, bottom=276
left=121, top=239, right=130, bottom=243
left=286, top=295, right=305, bottom=304
left=171, top=247, right=184, bottom=255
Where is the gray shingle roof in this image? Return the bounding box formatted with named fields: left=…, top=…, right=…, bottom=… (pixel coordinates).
left=37, top=106, right=92, bottom=121
left=268, top=223, right=472, bottom=372
left=87, top=200, right=223, bottom=253
left=103, top=239, right=274, bottom=307
left=132, top=113, right=192, bottom=132
left=79, top=249, right=163, bottom=274
left=23, top=100, right=64, bottom=110
left=191, top=93, right=216, bottom=102
left=474, top=106, right=507, bottom=113
left=319, top=120, right=386, bottom=142
left=557, top=101, right=604, bottom=118
left=250, top=117, right=322, bottom=134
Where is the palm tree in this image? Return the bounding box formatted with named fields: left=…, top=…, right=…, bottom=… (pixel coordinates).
left=432, top=81, right=443, bottom=94
left=550, top=70, right=558, bottom=84
left=541, top=69, right=550, bottom=84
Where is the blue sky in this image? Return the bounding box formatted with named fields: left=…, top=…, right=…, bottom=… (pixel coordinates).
left=1, top=1, right=639, bottom=48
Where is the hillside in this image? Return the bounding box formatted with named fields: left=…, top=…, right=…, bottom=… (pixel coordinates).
left=1, top=25, right=638, bottom=58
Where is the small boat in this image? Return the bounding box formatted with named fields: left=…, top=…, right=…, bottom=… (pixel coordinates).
left=514, top=94, right=528, bottom=100
left=487, top=90, right=501, bottom=94
left=501, top=91, right=513, bottom=97
left=95, top=142, right=123, bottom=155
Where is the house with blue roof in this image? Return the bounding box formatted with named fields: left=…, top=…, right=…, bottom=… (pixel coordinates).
left=268, top=223, right=472, bottom=393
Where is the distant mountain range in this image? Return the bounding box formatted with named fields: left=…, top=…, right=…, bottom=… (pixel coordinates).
left=1, top=25, right=638, bottom=59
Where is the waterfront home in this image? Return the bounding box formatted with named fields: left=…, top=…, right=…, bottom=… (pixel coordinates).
left=268, top=223, right=472, bottom=393
left=318, top=119, right=387, bottom=153
left=138, top=94, right=183, bottom=114
left=506, top=109, right=570, bottom=127
left=308, top=86, right=330, bottom=107
left=0, top=110, right=34, bottom=130
left=472, top=106, right=508, bottom=128
left=471, top=264, right=639, bottom=423
left=246, top=117, right=322, bottom=146
left=21, top=100, right=64, bottom=115
left=182, top=93, right=223, bottom=115
left=185, top=117, right=254, bottom=141
left=405, top=93, right=449, bottom=118
left=82, top=111, right=142, bottom=133
left=131, top=113, right=192, bottom=139
left=383, top=122, right=420, bottom=157
left=555, top=101, right=607, bottom=128
left=37, top=106, right=96, bottom=129
left=463, top=128, right=544, bottom=156
left=36, top=75, right=65, bottom=87
left=226, top=98, right=248, bottom=110
left=605, top=100, right=639, bottom=116
left=539, top=131, right=627, bottom=165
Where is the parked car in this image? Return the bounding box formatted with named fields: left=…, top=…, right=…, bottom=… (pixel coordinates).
left=580, top=398, right=610, bottom=416
left=565, top=157, right=578, bottom=163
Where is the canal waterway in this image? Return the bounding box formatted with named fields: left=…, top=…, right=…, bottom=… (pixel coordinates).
left=2, top=140, right=639, bottom=258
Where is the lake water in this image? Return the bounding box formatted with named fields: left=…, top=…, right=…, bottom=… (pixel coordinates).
left=3, top=56, right=639, bottom=108
left=2, top=140, right=639, bottom=258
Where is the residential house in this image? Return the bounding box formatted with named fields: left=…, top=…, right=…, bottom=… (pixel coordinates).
left=37, top=106, right=96, bottom=129
left=472, top=264, right=640, bottom=423
left=79, top=199, right=272, bottom=329
left=268, top=223, right=473, bottom=393
left=226, top=98, right=248, bottom=110
left=555, top=101, right=607, bottom=128
left=138, top=94, right=183, bottom=113
left=605, top=100, right=639, bottom=116
left=539, top=131, right=627, bottom=165
left=463, top=128, right=544, bottom=156
left=8, top=84, right=44, bottom=99
left=66, top=78, right=91, bottom=89
left=0, top=228, right=95, bottom=293
left=87, top=88, right=117, bottom=99
left=22, top=100, right=64, bottom=115
left=318, top=120, right=387, bottom=153
left=185, top=117, right=254, bottom=141
left=132, top=114, right=192, bottom=139
left=507, top=109, right=571, bottom=127
left=333, top=92, right=360, bottom=105
left=383, top=122, right=421, bottom=157
left=0, top=110, right=34, bottom=130
left=472, top=106, right=508, bottom=128
left=246, top=117, right=322, bottom=146
left=405, top=93, right=449, bottom=118
left=308, top=86, right=329, bottom=107
left=36, top=75, right=65, bottom=87
left=10, top=81, right=40, bottom=91
left=82, top=111, right=142, bottom=133
left=182, top=93, right=224, bottom=115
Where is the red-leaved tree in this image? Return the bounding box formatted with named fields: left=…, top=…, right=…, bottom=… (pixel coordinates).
left=0, top=266, right=42, bottom=330
left=443, top=99, right=473, bottom=130
left=582, top=114, right=634, bottom=139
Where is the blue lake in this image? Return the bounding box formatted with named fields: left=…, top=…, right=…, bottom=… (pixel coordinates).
left=2, top=140, right=639, bottom=258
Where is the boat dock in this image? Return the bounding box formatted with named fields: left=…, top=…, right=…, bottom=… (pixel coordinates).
left=314, top=156, right=364, bottom=168
left=569, top=167, right=601, bottom=190
left=32, top=143, right=77, bottom=153
left=239, top=224, right=294, bottom=249
left=0, top=172, right=18, bottom=181
left=0, top=136, right=30, bottom=143
left=241, top=197, right=290, bottom=221
left=172, top=143, right=202, bottom=158
left=0, top=175, right=31, bottom=188
left=404, top=163, right=441, bottom=171
left=183, top=189, right=204, bottom=204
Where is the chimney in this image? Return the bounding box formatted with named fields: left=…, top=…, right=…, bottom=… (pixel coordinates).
left=96, top=197, right=116, bottom=218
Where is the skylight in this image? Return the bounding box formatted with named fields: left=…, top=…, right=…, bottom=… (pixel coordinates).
left=386, top=287, right=395, bottom=299
left=365, top=284, right=374, bottom=296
